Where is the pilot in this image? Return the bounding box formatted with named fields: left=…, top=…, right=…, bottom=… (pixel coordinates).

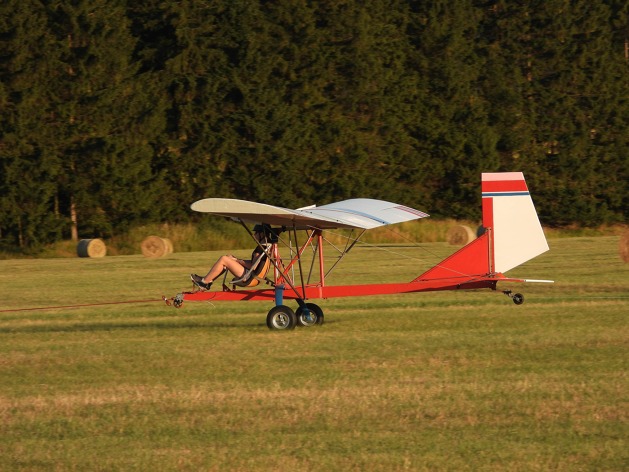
left=190, top=225, right=269, bottom=291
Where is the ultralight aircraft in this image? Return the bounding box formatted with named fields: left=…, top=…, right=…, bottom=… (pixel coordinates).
left=164, top=172, right=553, bottom=330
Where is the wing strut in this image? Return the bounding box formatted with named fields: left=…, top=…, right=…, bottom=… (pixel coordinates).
left=324, top=229, right=366, bottom=278
left=292, top=226, right=308, bottom=300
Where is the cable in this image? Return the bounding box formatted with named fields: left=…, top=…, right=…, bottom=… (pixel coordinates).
left=0, top=299, right=163, bottom=314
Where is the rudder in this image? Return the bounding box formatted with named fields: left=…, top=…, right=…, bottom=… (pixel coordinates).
left=482, top=172, right=549, bottom=274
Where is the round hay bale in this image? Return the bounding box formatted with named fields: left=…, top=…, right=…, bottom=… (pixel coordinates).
left=620, top=230, right=629, bottom=263
left=77, top=238, right=107, bottom=258
left=163, top=238, right=174, bottom=255
left=446, top=225, right=475, bottom=246
left=141, top=236, right=171, bottom=258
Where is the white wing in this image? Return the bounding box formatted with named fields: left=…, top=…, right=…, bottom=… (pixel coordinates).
left=191, top=198, right=429, bottom=229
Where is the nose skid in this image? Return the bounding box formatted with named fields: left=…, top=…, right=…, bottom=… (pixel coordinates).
left=163, top=293, right=184, bottom=308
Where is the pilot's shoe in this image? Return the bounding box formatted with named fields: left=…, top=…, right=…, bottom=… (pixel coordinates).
left=190, top=273, right=212, bottom=290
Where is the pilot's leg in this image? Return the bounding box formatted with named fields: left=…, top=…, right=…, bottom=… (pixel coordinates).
left=206, top=256, right=246, bottom=282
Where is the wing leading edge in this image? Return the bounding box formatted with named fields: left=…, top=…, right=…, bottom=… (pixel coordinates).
left=190, top=198, right=429, bottom=229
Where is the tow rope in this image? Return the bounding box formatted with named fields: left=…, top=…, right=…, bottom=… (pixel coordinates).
left=0, top=299, right=163, bottom=314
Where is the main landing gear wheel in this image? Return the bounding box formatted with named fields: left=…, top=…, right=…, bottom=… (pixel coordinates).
left=266, top=305, right=297, bottom=331
left=296, top=303, right=324, bottom=327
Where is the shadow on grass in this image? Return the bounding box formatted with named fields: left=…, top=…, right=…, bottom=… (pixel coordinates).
left=0, top=320, right=267, bottom=334
left=0, top=318, right=340, bottom=334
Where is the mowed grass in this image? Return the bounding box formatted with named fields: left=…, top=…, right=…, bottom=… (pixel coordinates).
left=0, top=237, right=627, bottom=471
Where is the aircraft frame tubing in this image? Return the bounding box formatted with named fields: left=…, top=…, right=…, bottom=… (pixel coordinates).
left=181, top=277, right=504, bottom=304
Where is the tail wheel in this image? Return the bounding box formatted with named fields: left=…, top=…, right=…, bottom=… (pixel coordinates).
left=266, top=305, right=297, bottom=330
left=296, top=303, right=324, bottom=327
left=503, top=290, right=525, bottom=305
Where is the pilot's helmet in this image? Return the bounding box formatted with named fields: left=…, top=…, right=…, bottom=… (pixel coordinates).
left=253, top=224, right=275, bottom=241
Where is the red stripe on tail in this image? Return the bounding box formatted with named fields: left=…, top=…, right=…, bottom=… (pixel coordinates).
left=481, top=180, right=528, bottom=193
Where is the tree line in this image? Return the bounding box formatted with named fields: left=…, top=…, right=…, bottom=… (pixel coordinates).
left=1, top=0, right=627, bottom=251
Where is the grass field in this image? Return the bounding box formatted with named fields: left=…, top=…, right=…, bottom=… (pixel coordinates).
left=0, top=237, right=627, bottom=471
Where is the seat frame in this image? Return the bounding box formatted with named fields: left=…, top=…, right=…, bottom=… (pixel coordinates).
left=230, top=243, right=273, bottom=288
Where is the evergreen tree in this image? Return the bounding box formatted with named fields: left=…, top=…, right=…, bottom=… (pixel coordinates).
left=479, top=0, right=628, bottom=224
left=1, top=0, right=627, bottom=252
left=518, top=0, right=627, bottom=224
left=46, top=0, right=167, bottom=237
left=0, top=0, right=65, bottom=248
left=306, top=1, right=424, bottom=206
left=154, top=0, right=247, bottom=216
left=477, top=0, right=537, bottom=167
left=407, top=0, right=499, bottom=218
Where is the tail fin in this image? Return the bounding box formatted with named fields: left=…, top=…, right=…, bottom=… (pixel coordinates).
left=414, top=172, right=548, bottom=282
left=482, top=172, right=549, bottom=273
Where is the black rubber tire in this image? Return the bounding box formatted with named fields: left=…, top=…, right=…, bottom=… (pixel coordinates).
left=296, top=303, right=324, bottom=327
left=266, top=305, right=297, bottom=330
